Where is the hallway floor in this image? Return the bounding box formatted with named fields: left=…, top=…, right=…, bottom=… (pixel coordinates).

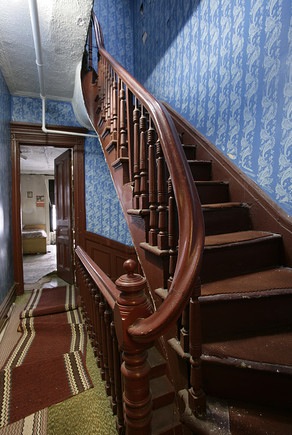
left=23, top=244, right=58, bottom=288
left=0, top=275, right=117, bottom=434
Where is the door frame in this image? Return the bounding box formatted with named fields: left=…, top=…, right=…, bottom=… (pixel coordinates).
left=11, top=122, right=86, bottom=295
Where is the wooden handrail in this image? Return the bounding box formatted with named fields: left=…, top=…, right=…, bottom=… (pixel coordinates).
left=75, top=246, right=119, bottom=310
left=90, top=14, right=205, bottom=343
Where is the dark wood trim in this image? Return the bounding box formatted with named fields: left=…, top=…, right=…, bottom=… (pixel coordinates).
left=0, top=284, right=17, bottom=333
left=164, top=102, right=292, bottom=266
left=83, top=231, right=139, bottom=282
left=11, top=122, right=86, bottom=295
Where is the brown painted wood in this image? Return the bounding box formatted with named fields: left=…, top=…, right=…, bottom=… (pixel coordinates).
left=0, top=284, right=17, bottom=332
left=114, top=260, right=153, bottom=434
left=11, top=122, right=86, bottom=294
left=83, top=231, right=139, bottom=282
left=55, top=149, right=74, bottom=284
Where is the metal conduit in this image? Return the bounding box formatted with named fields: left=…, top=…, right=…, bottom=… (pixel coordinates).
left=28, top=0, right=97, bottom=138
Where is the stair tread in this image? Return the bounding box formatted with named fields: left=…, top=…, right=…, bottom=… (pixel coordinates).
left=201, top=267, right=292, bottom=297
left=152, top=404, right=182, bottom=434
left=205, top=230, right=281, bottom=247
left=195, top=180, right=229, bottom=185
left=229, top=400, right=292, bottom=435
left=202, top=331, right=292, bottom=368
left=202, top=202, right=247, bottom=209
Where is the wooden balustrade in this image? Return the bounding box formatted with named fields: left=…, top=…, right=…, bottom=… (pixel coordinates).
left=80, top=12, right=206, bottom=429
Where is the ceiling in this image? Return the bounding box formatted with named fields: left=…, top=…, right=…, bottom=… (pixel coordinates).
left=0, top=0, right=93, bottom=173
left=20, top=146, right=68, bottom=174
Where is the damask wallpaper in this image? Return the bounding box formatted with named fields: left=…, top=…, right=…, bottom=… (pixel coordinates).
left=85, top=136, right=133, bottom=246
left=0, top=70, right=13, bottom=304
left=131, top=0, right=291, bottom=215
left=93, top=0, right=134, bottom=74
left=12, top=96, right=80, bottom=126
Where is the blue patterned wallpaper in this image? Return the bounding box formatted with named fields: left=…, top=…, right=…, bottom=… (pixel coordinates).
left=93, top=0, right=134, bottom=74
left=12, top=96, right=80, bottom=126
left=85, top=136, right=133, bottom=245
left=0, top=69, right=13, bottom=304
left=131, top=0, right=292, bottom=216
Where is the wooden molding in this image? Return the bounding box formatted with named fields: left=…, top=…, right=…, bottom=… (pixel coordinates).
left=11, top=122, right=86, bottom=294
left=0, top=284, right=17, bottom=333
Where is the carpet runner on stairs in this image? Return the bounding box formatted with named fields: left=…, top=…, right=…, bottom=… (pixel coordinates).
left=0, top=286, right=92, bottom=429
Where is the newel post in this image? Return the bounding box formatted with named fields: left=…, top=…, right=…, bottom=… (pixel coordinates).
left=114, top=259, right=153, bottom=435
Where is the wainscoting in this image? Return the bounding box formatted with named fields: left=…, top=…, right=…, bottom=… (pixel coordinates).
left=83, top=232, right=139, bottom=282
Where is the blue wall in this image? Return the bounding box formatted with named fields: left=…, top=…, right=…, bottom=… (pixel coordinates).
left=131, top=0, right=292, bottom=216
left=0, top=70, right=13, bottom=304
left=85, top=137, right=133, bottom=245
left=93, top=0, right=134, bottom=74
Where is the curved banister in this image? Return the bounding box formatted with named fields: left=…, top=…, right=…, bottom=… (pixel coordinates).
left=91, top=13, right=205, bottom=343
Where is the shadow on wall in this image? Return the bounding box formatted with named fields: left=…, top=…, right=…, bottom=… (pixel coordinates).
left=133, top=0, right=202, bottom=83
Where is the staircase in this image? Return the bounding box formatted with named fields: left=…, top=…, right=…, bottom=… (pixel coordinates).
left=164, top=104, right=292, bottom=433
left=79, top=13, right=292, bottom=434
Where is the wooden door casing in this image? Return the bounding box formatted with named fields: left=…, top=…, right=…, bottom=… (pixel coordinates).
left=11, top=122, right=86, bottom=294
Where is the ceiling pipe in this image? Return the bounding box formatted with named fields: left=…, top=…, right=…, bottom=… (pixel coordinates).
left=28, top=0, right=97, bottom=138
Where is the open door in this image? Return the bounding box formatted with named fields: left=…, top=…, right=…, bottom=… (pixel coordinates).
left=55, top=149, right=74, bottom=284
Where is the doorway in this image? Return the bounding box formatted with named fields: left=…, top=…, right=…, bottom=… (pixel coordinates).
left=11, top=122, right=86, bottom=295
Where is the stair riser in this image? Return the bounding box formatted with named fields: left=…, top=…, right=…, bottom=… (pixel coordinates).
left=200, top=294, right=292, bottom=341
left=189, top=162, right=212, bottom=181
left=195, top=182, right=230, bottom=204
left=203, top=207, right=251, bottom=236
left=201, top=238, right=282, bottom=283
left=202, top=361, right=292, bottom=409
left=183, top=145, right=196, bottom=160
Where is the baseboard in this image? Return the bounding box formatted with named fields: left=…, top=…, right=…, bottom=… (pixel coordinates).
left=0, top=284, right=17, bottom=333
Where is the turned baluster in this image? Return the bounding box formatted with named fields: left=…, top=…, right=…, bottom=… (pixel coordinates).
left=114, top=260, right=153, bottom=435
left=156, top=140, right=168, bottom=250
left=139, top=109, right=148, bottom=210
left=119, top=80, right=128, bottom=159
left=99, top=295, right=109, bottom=384
left=88, top=281, right=95, bottom=340
left=167, top=178, right=178, bottom=288
left=180, top=305, right=190, bottom=353
left=111, top=73, right=118, bottom=145
left=105, top=67, right=111, bottom=128
left=189, top=277, right=206, bottom=417
left=133, top=102, right=141, bottom=209
left=148, top=125, right=157, bottom=246
left=91, top=286, right=99, bottom=358
left=95, top=289, right=103, bottom=370
left=97, top=59, right=106, bottom=127
left=83, top=276, right=91, bottom=326
left=104, top=301, right=113, bottom=396
left=111, top=322, right=124, bottom=432
left=88, top=22, right=93, bottom=70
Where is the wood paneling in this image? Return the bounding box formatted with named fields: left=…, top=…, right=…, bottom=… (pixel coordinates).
left=83, top=231, right=139, bottom=282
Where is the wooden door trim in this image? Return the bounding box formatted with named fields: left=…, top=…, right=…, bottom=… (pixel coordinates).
left=11, top=122, right=86, bottom=295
